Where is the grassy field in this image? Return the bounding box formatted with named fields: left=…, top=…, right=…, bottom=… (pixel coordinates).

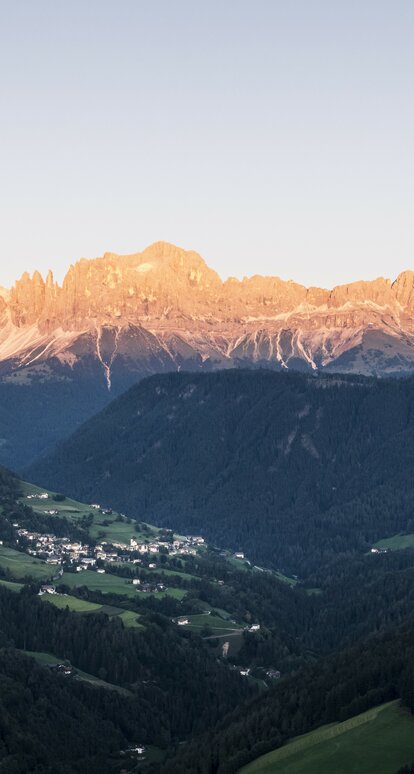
left=273, top=569, right=297, bottom=586
left=19, top=480, right=159, bottom=545
left=155, top=566, right=199, bottom=581
left=136, top=586, right=187, bottom=600
left=88, top=519, right=155, bottom=544
left=19, top=481, right=95, bottom=522
left=22, top=650, right=130, bottom=694
left=0, top=545, right=52, bottom=580
left=61, top=570, right=141, bottom=597
left=41, top=593, right=103, bottom=612
left=117, top=609, right=143, bottom=628
left=374, top=533, right=414, bottom=551
left=0, top=578, right=24, bottom=592
left=38, top=591, right=144, bottom=628
left=61, top=569, right=186, bottom=601
left=185, top=613, right=243, bottom=635
left=239, top=701, right=414, bottom=774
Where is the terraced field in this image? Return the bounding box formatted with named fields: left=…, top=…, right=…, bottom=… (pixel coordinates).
left=240, top=701, right=414, bottom=774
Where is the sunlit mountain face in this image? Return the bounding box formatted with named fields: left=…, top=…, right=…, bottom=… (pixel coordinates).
left=2, top=240, right=414, bottom=469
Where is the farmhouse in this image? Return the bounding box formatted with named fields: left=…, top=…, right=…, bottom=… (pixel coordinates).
left=266, top=669, right=281, bottom=679
left=80, top=557, right=96, bottom=566
left=39, top=585, right=56, bottom=595
left=46, top=555, right=61, bottom=565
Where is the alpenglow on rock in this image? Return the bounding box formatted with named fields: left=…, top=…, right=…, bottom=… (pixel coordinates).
left=2, top=241, right=414, bottom=386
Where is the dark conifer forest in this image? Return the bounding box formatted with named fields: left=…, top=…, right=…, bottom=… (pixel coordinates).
left=28, top=370, right=414, bottom=574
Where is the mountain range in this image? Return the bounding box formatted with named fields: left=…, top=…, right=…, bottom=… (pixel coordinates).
left=4, top=240, right=414, bottom=382
left=2, top=240, right=414, bottom=470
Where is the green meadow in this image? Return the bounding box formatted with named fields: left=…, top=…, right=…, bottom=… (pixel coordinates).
left=61, top=570, right=141, bottom=598
left=374, top=533, right=414, bottom=551
left=41, top=593, right=103, bottom=612
left=61, top=569, right=186, bottom=601
left=40, top=591, right=143, bottom=628
left=240, top=701, right=414, bottom=774
left=0, top=578, right=24, bottom=592
left=22, top=650, right=130, bottom=694
left=136, top=586, right=187, bottom=600
left=185, top=613, right=243, bottom=636
left=19, top=480, right=159, bottom=544
left=0, top=545, right=52, bottom=580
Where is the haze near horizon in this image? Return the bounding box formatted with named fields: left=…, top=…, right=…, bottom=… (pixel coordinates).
left=1, top=0, right=413, bottom=289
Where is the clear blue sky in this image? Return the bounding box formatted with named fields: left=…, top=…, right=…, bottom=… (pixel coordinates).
left=0, top=0, right=413, bottom=288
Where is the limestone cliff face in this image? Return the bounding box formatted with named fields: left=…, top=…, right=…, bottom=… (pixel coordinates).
left=1, top=241, right=414, bottom=384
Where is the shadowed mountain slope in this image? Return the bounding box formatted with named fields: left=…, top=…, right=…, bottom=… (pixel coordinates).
left=26, top=369, right=414, bottom=574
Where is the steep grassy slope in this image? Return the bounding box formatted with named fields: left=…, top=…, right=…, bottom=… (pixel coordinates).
left=27, top=370, right=414, bottom=574
left=240, top=702, right=414, bottom=774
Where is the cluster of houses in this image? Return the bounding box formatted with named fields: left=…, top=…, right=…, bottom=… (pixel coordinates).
left=16, top=525, right=206, bottom=573
left=15, top=499, right=207, bottom=580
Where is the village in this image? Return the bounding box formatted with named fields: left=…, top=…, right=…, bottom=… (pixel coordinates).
left=19, top=493, right=207, bottom=596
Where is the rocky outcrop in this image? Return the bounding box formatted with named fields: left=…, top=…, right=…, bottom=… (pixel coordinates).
left=1, top=240, right=414, bottom=386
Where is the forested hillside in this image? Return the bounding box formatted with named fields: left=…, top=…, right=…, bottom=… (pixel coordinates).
left=159, top=617, right=414, bottom=773
left=2, top=457, right=414, bottom=771
left=28, top=369, right=414, bottom=574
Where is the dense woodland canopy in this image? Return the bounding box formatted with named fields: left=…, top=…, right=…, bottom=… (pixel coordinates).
left=28, top=369, right=414, bottom=575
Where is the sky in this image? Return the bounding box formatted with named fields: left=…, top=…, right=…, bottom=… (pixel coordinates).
left=0, top=0, right=413, bottom=289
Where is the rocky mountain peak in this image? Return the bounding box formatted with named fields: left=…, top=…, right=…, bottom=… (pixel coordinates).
left=1, top=242, right=414, bottom=383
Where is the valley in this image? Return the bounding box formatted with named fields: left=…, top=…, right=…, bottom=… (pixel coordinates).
left=1, top=451, right=414, bottom=771
left=3, top=2, right=412, bottom=771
